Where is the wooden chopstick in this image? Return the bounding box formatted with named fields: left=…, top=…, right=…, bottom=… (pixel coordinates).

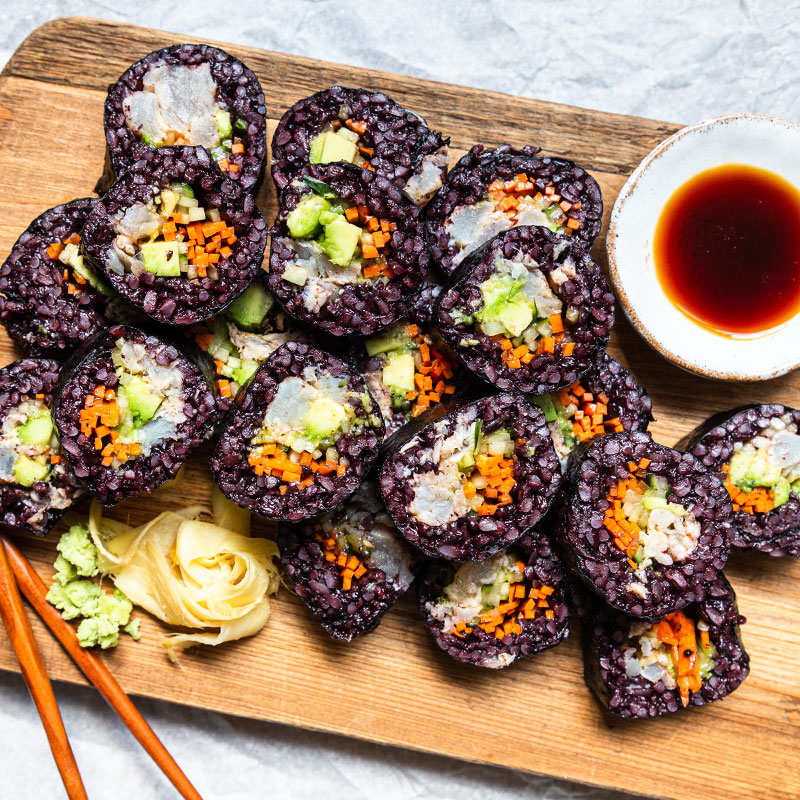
left=2, top=537, right=203, bottom=800
left=0, top=535, right=88, bottom=800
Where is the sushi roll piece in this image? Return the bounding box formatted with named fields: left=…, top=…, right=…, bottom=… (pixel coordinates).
left=418, top=530, right=570, bottom=669
left=379, top=393, right=560, bottom=561
left=190, top=276, right=312, bottom=413
left=529, top=351, right=653, bottom=470
left=271, top=86, right=449, bottom=206
left=436, top=225, right=614, bottom=395
left=278, top=481, right=415, bottom=641
left=211, top=342, right=384, bottom=522
left=103, top=43, right=266, bottom=192
left=425, top=144, right=603, bottom=276
left=575, top=572, right=749, bottom=718
left=82, top=146, right=267, bottom=326
left=555, top=431, right=733, bottom=620
left=53, top=325, right=217, bottom=506
left=355, top=283, right=461, bottom=437
left=682, top=404, right=800, bottom=557
left=0, top=359, right=84, bottom=535
left=268, top=163, right=430, bottom=337
left=0, top=199, right=113, bottom=354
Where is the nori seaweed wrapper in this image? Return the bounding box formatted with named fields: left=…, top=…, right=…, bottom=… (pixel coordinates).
left=574, top=572, right=749, bottom=718
left=278, top=481, right=415, bottom=640
left=268, top=163, right=430, bottom=336
left=531, top=350, right=653, bottom=470
left=681, top=404, right=800, bottom=557
left=0, top=359, right=84, bottom=535
left=379, top=393, right=561, bottom=561
left=425, top=144, right=603, bottom=276
left=0, top=199, right=112, bottom=355
left=53, top=325, right=217, bottom=505
left=417, top=530, right=570, bottom=669
left=436, top=225, right=614, bottom=395
left=554, top=431, right=733, bottom=620
left=211, top=342, right=385, bottom=522
left=354, top=282, right=465, bottom=438
left=82, top=145, right=267, bottom=326
left=102, top=43, right=266, bottom=193
left=271, top=85, right=449, bottom=206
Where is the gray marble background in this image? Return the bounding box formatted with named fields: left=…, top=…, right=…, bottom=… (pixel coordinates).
left=1, top=1, right=798, bottom=797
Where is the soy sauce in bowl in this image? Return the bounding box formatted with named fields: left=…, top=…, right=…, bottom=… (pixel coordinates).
left=654, top=163, right=800, bottom=338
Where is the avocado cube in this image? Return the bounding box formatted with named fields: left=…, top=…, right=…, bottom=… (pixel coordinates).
left=140, top=241, right=181, bottom=277
left=365, top=327, right=410, bottom=357
left=382, top=352, right=416, bottom=396
left=309, top=131, right=358, bottom=165
left=458, top=450, right=476, bottom=472
left=309, top=131, right=327, bottom=164
left=773, top=477, right=791, bottom=507
left=319, top=216, right=361, bottom=267
left=13, top=455, right=50, bottom=487
left=304, top=397, right=347, bottom=442
left=17, top=413, right=53, bottom=446
left=227, top=282, right=275, bottom=330
left=286, top=194, right=331, bottom=238
left=233, top=361, right=259, bottom=387
left=282, top=265, right=309, bottom=286
left=160, top=189, right=180, bottom=217
left=120, top=376, right=162, bottom=426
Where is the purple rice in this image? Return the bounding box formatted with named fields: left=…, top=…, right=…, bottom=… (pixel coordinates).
left=436, top=225, right=614, bottom=395
left=211, top=342, right=385, bottom=522
left=0, top=359, right=84, bottom=535
left=554, top=431, right=733, bottom=619
left=425, top=144, right=603, bottom=276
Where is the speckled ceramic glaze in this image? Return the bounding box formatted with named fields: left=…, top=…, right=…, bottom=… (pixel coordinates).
left=607, top=114, right=800, bottom=381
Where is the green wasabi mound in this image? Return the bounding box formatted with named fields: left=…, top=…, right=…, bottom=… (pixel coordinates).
left=46, top=523, right=140, bottom=650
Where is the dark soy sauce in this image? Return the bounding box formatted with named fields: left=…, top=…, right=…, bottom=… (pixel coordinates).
left=654, top=163, right=800, bottom=337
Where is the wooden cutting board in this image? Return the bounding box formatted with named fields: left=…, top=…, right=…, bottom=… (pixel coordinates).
left=0, top=17, right=798, bottom=800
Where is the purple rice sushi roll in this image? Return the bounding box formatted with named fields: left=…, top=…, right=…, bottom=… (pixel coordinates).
left=436, top=225, right=614, bottom=395
left=211, top=342, right=384, bottom=522
left=190, top=275, right=312, bottom=414
left=271, top=86, right=449, bottom=206
left=53, top=325, right=217, bottom=506
left=278, top=481, right=415, bottom=640
left=0, top=199, right=113, bottom=354
left=103, top=44, right=266, bottom=192
left=355, top=283, right=461, bottom=437
left=555, top=431, right=733, bottom=620
left=575, top=572, right=749, bottom=718
left=82, top=145, right=267, bottom=326
left=425, top=144, right=603, bottom=276
left=418, top=530, right=569, bottom=669
left=0, top=359, right=84, bottom=535
left=529, top=351, right=653, bottom=470
left=379, top=393, right=560, bottom=561
left=682, top=404, right=800, bottom=557
left=268, top=163, right=430, bottom=336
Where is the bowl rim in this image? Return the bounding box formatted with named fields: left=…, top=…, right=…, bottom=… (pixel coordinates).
left=606, top=112, right=800, bottom=382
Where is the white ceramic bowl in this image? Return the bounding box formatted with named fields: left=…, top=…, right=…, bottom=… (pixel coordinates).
left=607, top=113, right=800, bottom=381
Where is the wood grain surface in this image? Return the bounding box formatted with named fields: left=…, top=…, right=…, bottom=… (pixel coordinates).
left=0, top=17, right=798, bottom=800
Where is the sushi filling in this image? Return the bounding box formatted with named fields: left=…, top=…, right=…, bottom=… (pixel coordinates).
left=276, top=180, right=400, bottom=313
left=624, top=610, right=717, bottom=707
left=451, top=252, right=579, bottom=367
left=722, top=411, right=800, bottom=515
left=46, top=234, right=109, bottom=298
left=532, top=380, right=625, bottom=465
left=603, top=459, right=701, bottom=597
left=314, top=494, right=413, bottom=592
left=248, top=367, right=374, bottom=489
left=307, top=117, right=447, bottom=206
left=363, top=321, right=457, bottom=422
left=79, top=338, right=186, bottom=469
left=109, top=182, right=238, bottom=282
left=407, top=421, right=520, bottom=526
left=0, top=398, right=66, bottom=497
left=446, top=173, right=584, bottom=267
left=123, top=61, right=246, bottom=173
left=193, top=283, right=301, bottom=400
left=427, top=551, right=555, bottom=641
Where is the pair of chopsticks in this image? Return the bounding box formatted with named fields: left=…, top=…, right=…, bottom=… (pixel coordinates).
left=0, top=534, right=202, bottom=799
